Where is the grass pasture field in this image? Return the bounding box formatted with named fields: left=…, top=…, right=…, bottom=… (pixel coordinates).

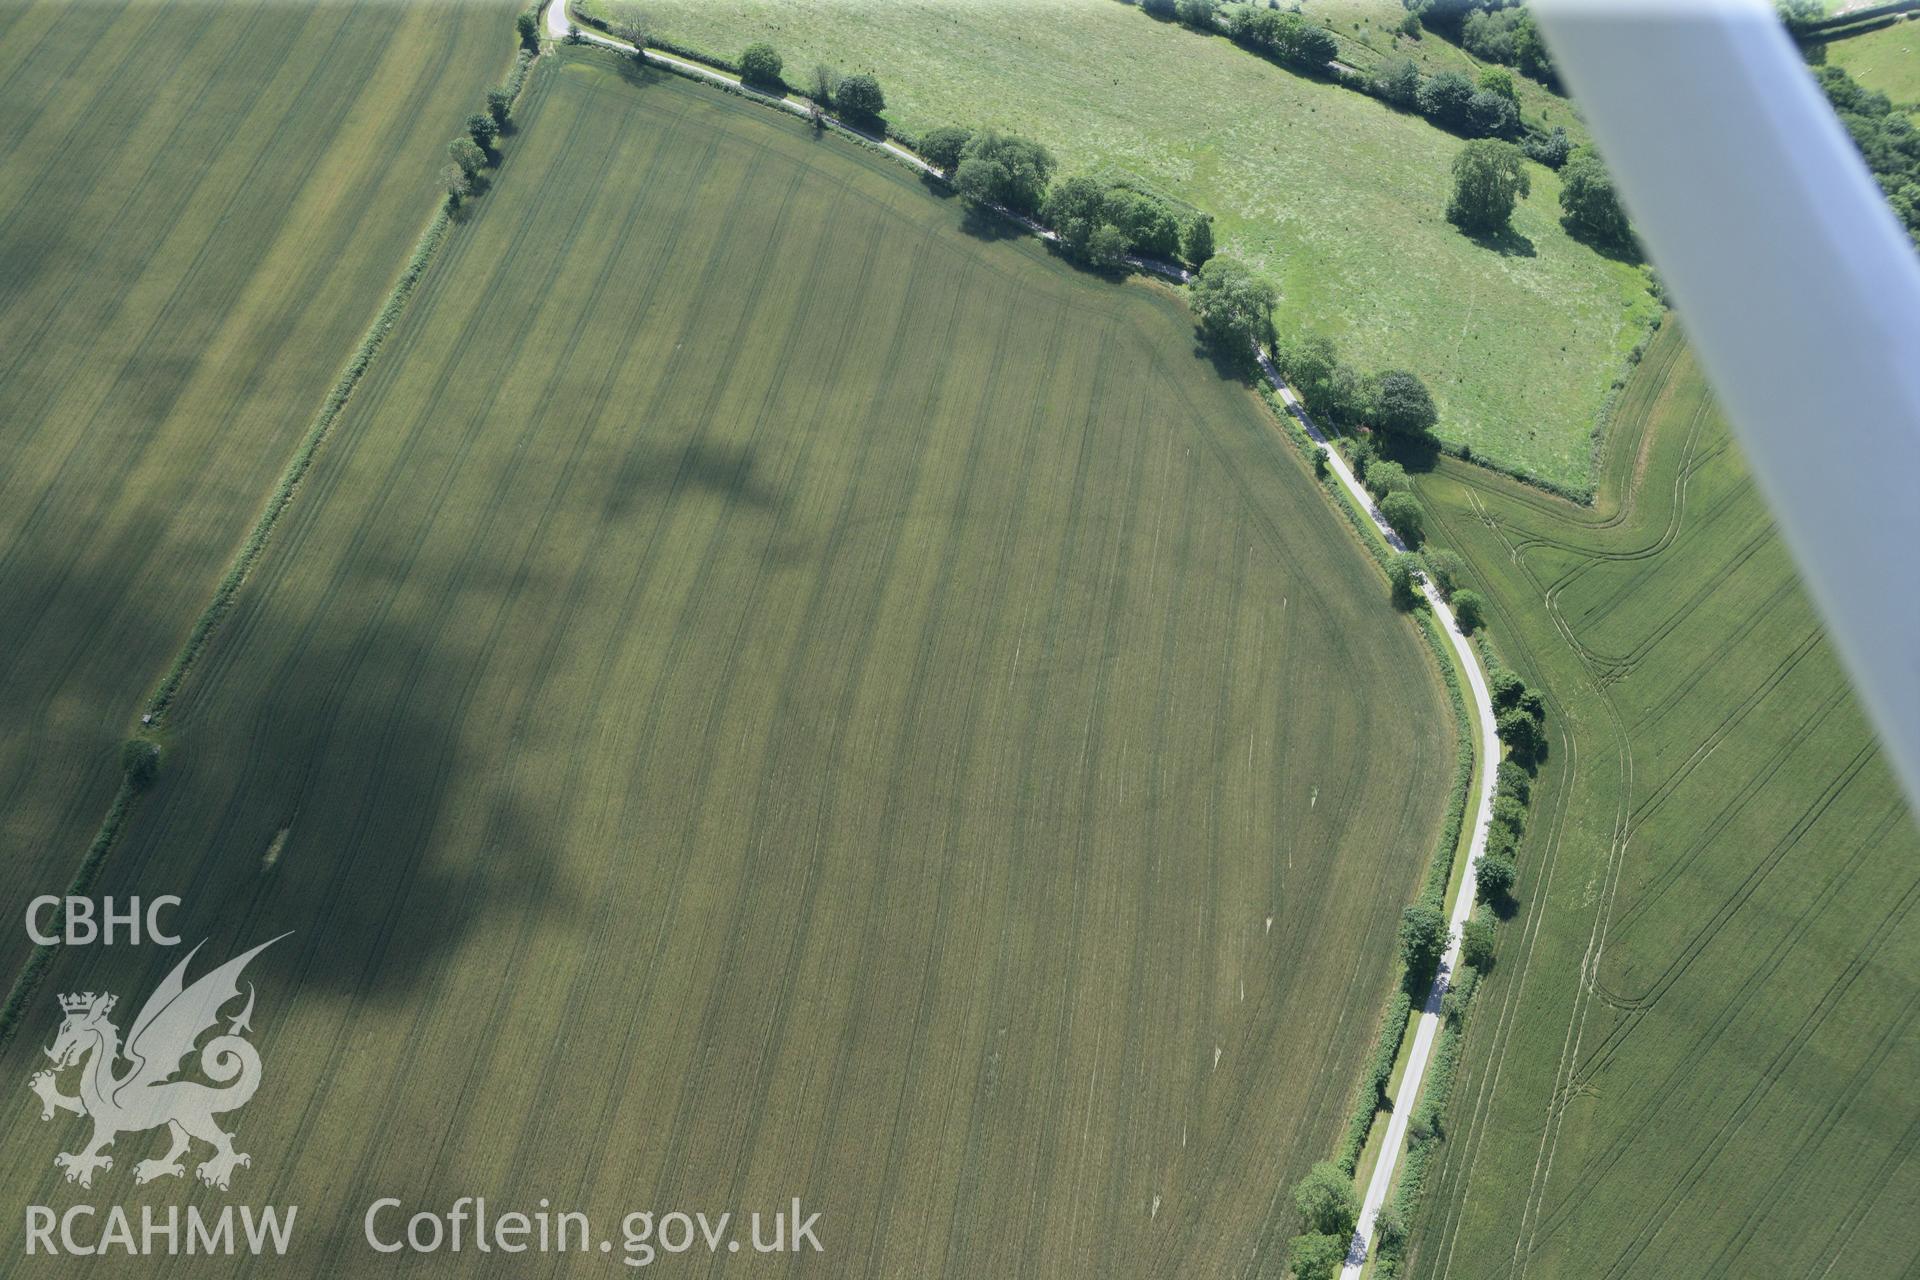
left=1395, top=325, right=1920, bottom=1277
left=1819, top=15, right=1920, bottom=115
left=0, top=0, right=520, bottom=982
left=578, top=0, right=1660, bottom=491
left=0, top=51, right=1458, bottom=1277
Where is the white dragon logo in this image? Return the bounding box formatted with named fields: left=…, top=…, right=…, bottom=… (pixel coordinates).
left=27, top=935, right=285, bottom=1191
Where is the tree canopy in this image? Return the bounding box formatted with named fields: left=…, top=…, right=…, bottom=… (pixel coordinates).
left=1451, top=588, right=1487, bottom=633
left=1816, top=66, right=1920, bottom=245
left=1525, top=125, right=1571, bottom=170
left=1043, top=178, right=1186, bottom=267
left=1418, top=71, right=1478, bottom=131
left=448, top=136, right=485, bottom=177
left=1183, top=212, right=1215, bottom=268
left=1380, top=491, right=1424, bottom=545
left=1490, top=668, right=1527, bottom=714
left=612, top=12, right=650, bottom=51
left=1086, top=223, right=1130, bottom=271
left=1374, top=56, right=1422, bottom=109
left=1422, top=547, right=1466, bottom=599
left=442, top=163, right=473, bottom=205
left=919, top=126, right=973, bottom=173
left=740, top=42, right=784, bottom=87
left=1228, top=7, right=1340, bottom=67
left=1448, top=138, right=1530, bottom=234
left=1461, top=916, right=1496, bottom=971
left=1366, top=459, right=1411, bottom=496
left=1386, top=550, right=1423, bottom=610
left=952, top=130, right=1056, bottom=217
left=1372, top=369, right=1438, bottom=438
left=466, top=113, right=498, bottom=150
left=1041, top=176, right=1108, bottom=255
left=1288, top=1233, right=1348, bottom=1280
left=834, top=72, right=886, bottom=121
left=1497, top=706, right=1545, bottom=761
left=1274, top=332, right=1340, bottom=414
left=1400, top=901, right=1450, bottom=976
left=1467, top=88, right=1519, bottom=138
left=1103, top=187, right=1182, bottom=261
left=1513, top=12, right=1556, bottom=84
left=122, top=737, right=161, bottom=791
left=1292, top=1161, right=1361, bottom=1238
left=1559, top=148, right=1632, bottom=246
left=1188, top=256, right=1276, bottom=357
left=1175, top=0, right=1218, bottom=29
left=1497, top=759, right=1531, bottom=803
left=1476, top=854, right=1517, bottom=903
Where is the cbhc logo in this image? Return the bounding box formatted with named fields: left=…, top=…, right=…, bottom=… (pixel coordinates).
left=25, top=896, right=181, bottom=946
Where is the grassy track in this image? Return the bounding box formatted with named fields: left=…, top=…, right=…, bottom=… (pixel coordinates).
left=0, top=52, right=1456, bottom=1275
left=576, top=0, right=1660, bottom=490
left=0, top=0, right=521, bottom=982
left=1397, top=324, right=1920, bottom=1278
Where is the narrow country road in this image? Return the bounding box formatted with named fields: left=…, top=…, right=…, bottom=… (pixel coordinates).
left=1259, top=353, right=1500, bottom=1278
left=542, top=7, right=1499, bottom=1269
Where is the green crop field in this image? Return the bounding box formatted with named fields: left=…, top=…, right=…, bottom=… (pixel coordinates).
left=0, top=51, right=1457, bottom=1275
left=576, top=0, right=1660, bottom=491
left=1395, top=325, right=1920, bottom=1277
left=0, top=0, right=520, bottom=983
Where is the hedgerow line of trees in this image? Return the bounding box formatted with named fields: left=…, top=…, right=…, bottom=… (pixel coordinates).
left=1126, top=0, right=1564, bottom=146
left=1814, top=63, right=1920, bottom=246
left=1118, top=0, right=1651, bottom=283
left=442, top=24, right=538, bottom=209
left=573, top=9, right=927, bottom=153
left=1409, top=0, right=1559, bottom=89
left=1274, top=335, right=1438, bottom=450
left=552, top=17, right=1219, bottom=283
left=1327, top=659, right=1538, bottom=1280
left=913, top=125, right=1221, bottom=280
left=907, top=122, right=1353, bottom=442
left=1255, top=326, right=1545, bottom=1280
left=1291, top=680, right=1536, bottom=1280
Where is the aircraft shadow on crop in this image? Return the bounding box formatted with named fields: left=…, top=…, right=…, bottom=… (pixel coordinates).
left=0, top=555, right=579, bottom=1040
